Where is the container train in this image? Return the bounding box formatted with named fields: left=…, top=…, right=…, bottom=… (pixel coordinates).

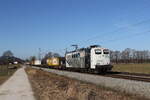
left=32, top=45, right=113, bottom=73
left=46, top=57, right=65, bottom=68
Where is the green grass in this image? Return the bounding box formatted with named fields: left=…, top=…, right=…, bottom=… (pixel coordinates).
left=112, top=63, right=150, bottom=74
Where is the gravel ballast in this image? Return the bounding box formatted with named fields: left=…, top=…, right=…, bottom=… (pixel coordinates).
left=34, top=67, right=150, bottom=99
left=27, top=67, right=145, bottom=100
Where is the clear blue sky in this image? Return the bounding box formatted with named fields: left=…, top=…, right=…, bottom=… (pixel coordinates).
left=0, top=0, right=150, bottom=59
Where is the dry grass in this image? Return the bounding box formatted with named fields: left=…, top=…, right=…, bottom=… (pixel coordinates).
left=0, top=76, right=10, bottom=85
left=26, top=68, right=146, bottom=100
left=0, top=65, right=18, bottom=85
left=112, top=63, right=150, bottom=74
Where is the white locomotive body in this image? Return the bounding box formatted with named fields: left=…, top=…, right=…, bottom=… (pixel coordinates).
left=65, top=45, right=112, bottom=72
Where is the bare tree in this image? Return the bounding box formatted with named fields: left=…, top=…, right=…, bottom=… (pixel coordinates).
left=115, top=51, right=120, bottom=64
left=30, top=56, right=36, bottom=62
left=53, top=53, right=61, bottom=57
left=44, top=52, right=53, bottom=58
left=110, top=48, right=150, bottom=63
left=41, top=52, right=61, bottom=64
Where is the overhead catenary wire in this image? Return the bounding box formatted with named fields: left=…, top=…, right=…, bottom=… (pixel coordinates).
left=46, top=18, right=150, bottom=55
left=100, top=30, right=150, bottom=44
left=77, top=18, right=150, bottom=46
left=59, top=29, right=150, bottom=55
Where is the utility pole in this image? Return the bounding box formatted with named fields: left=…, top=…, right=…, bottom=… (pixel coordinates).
left=38, top=48, right=41, bottom=60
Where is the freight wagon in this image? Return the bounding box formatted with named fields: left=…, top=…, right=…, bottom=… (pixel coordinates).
left=31, top=60, right=41, bottom=65
left=32, top=45, right=113, bottom=73
left=46, top=57, right=65, bottom=68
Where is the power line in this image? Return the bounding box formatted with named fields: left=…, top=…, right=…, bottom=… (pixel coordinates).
left=77, top=18, right=150, bottom=46
left=101, top=30, right=150, bottom=44
left=49, top=30, right=150, bottom=56
left=56, top=19, right=150, bottom=53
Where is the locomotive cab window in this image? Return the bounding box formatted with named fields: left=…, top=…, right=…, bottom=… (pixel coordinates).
left=95, top=49, right=102, bottom=54
left=103, top=49, right=109, bottom=54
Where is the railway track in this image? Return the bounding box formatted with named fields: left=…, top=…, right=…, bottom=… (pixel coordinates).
left=32, top=65, right=150, bottom=83
left=76, top=70, right=150, bottom=82
left=103, top=72, right=150, bottom=82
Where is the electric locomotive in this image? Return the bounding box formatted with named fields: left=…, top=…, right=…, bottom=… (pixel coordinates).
left=65, top=45, right=113, bottom=73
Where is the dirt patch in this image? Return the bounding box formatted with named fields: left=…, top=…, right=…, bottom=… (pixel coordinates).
left=0, top=76, right=9, bottom=85
left=26, top=68, right=146, bottom=100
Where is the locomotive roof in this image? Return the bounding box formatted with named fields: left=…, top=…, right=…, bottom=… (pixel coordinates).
left=66, top=45, right=102, bottom=54
left=66, top=48, right=86, bottom=54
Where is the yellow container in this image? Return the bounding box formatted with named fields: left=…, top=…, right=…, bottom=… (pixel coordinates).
left=46, top=58, right=53, bottom=66
left=46, top=58, right=60, bottom=66
left=52, top=58, right=59, bottom=66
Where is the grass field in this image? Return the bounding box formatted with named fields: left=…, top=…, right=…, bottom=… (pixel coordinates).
left=0, top=65, right=18, bottom=85
left=112, top=63, right=150, bottom=74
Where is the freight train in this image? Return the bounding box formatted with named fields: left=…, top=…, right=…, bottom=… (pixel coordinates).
left=46, top=57, right=65, bottom=68
left=32, top=45, right=113, bottom=73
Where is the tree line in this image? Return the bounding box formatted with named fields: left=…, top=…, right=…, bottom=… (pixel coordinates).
left=0, top=50, right=24, bottom=65
left=29, top=52, right=61, bottom=64
left=29, top=48, right=150, bottom=64
left=110, top=48, right=150, bottom=63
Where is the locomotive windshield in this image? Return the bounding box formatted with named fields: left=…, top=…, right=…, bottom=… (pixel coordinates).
left=95, top=49, right=102, bottom=54
left=103, top=49, right=109, bottom=54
